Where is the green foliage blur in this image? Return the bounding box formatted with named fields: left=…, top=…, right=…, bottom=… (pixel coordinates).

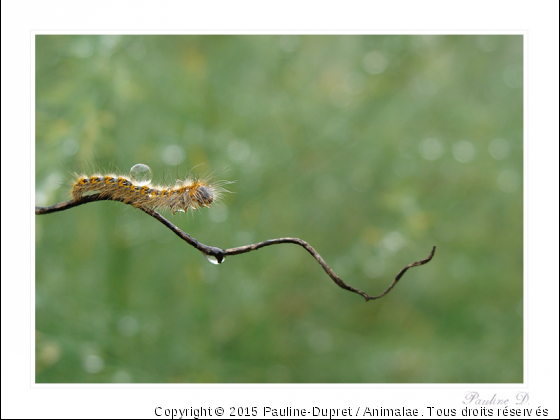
left=35, top=35, right=523, bottom=383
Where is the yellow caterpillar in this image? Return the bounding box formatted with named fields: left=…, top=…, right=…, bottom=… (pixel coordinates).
left=71, top=164, right=227, bottom=214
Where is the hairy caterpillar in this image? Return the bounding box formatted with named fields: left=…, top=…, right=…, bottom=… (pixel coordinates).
left=71, top=164, right=228, bottom=214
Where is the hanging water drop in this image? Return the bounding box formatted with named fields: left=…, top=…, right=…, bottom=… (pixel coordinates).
left=130, top=164, right=152, bottom=186
left=205, top=254, right=225, bottom=265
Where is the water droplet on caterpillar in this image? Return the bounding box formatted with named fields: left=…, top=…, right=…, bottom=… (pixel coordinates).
left=130, top=164, right=152, bottom=186
left=205, top=254, right=225, bottom=265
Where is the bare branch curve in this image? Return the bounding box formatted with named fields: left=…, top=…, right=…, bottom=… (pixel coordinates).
left=35, top=194, right=436, bottom=302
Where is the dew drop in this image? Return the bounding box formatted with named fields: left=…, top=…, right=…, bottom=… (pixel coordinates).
left=205, top=254, right=225, bottom=265
left=130, top=164, right=152, bottom=186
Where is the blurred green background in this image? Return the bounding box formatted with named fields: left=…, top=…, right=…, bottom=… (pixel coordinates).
left=35, top=35, right=523, bottom=383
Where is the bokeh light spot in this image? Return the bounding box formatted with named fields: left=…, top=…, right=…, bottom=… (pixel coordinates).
left=363, top=51, right=389, bottom=75
left=503, top=64, right=523, bottom=89
left=476, top=36, right=500, bottom=52
left=161, top=145, right=186, bottom=166
left=419, top=138, right=444, bottom=161
left=452, top=140, right=476, bottom=163
left=228, top=139, right=251, bottom=163
left=209, top=206, right=228, bottom=223
left=381, top=231, right=406, bottom=252
left=61, top=138, right=78, bottom=156
left=278, top=35, right=300, bottom=53
left=497, top=169, right=521, bottom=193
left=112, top=371, right=132, bottom=383
left=71, top=38, right=94, bottom=58
left=83, top=354, right=104, bottom=374
left=118, top=316, right=139, bottom=337
left=488, top=138, right=511, bottom=160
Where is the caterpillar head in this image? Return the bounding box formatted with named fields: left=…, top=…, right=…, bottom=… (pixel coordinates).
left=194, top=185, right=214, bottom=207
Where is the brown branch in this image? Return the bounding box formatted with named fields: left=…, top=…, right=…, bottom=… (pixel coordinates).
left=35, top=194, right=436, bottom=302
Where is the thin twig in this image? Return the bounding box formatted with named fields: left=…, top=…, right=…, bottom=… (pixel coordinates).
left=35, top=194, right=436, bottom=301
